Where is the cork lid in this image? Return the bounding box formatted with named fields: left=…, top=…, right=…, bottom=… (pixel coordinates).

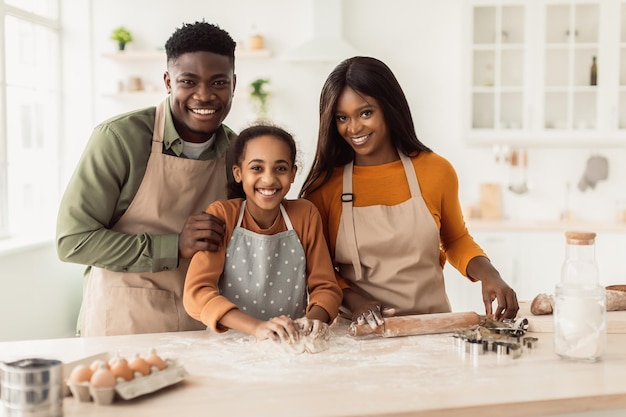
left=565, top=231, right=596, bottom=245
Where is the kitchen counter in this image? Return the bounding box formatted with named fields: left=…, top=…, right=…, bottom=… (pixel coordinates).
left=1, top=318, right=626, bottom=417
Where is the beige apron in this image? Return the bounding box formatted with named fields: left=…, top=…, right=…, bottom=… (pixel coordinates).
left=81, top=100, right=227, bottom=336
left=336, top=152, right=451, bottom=315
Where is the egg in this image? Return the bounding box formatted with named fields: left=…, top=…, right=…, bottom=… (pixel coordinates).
left=90, top=363, right=116, bottom=388
left=69, top=364, right=93, bottom=384
left=128, top=354, right=151, bottom=376
left=110, top=355, right=134, bottom=381
left=144, top=348, right=167, bottom=371
left=89, top=359, right=109, bottom=373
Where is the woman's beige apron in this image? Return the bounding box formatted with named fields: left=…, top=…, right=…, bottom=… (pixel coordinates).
left=81, top=100, right=227, bottom=336
left=335, top=152, right=451, bottom=315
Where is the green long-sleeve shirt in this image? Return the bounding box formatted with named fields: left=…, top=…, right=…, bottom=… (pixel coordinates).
left=56, top=100, right=236, bottom=276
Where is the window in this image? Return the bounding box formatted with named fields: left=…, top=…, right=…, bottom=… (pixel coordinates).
left=1, top=1, right=60, bottom=240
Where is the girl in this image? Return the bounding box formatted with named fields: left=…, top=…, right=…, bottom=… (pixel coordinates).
left=184, top=124, right=342, bottom=344
left=300, top=56, right=519, bottom=330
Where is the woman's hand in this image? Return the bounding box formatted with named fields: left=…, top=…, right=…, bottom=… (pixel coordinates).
left=467, top=256, right=519, bottom=320
left=343, top=288, right=396, bottom=330
left=352, top=303, right=397, bottom=330
left=254, top=315, right=299, bottom=344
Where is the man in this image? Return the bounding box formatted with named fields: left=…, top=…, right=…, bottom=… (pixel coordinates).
left=56, top=21, right=236, bottom=336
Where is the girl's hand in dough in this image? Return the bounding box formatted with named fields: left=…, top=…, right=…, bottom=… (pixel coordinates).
left=294, top=317, right=329, bottom=339
left=254, top=315, right=299, bottom=344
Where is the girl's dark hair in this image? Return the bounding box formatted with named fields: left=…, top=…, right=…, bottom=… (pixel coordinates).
left=165, top=21, right=236, bottom=67
left=299, top=56, right=431, bottom=198
left=227, top=124, right=298, bottom=199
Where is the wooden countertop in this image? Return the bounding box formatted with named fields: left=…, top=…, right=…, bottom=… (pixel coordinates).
left=1, top=318, right=626, bottom=417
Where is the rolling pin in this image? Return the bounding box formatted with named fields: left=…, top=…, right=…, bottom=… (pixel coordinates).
left=349, top=311, right=481, bottom=338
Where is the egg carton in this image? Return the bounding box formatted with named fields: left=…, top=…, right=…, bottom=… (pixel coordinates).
left=65, top=354, right=187, bottom=405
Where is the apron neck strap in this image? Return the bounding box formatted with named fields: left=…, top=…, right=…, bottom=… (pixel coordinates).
left=151, top=99, right=168, bottom=154
left=237, top=200, right=293, bottom=230
left=341, top=160, right=362, bottom=281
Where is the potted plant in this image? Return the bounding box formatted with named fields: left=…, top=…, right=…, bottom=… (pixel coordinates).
left=249, top=78, right=270, bottom=118
left=111, top=26, right=133, bottom=51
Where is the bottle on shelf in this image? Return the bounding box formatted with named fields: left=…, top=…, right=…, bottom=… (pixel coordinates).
left=590, top=56, right=597, bottom=86
left=248, top=25, right=265, bottom=51
left=553, top=231, right=606, bottom=362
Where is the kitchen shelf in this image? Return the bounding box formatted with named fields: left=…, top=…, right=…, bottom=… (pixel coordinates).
left=102, top=48, right=272, bottom=61
left=100, top=47, right=272, bottom=102
left=102, top=92, right=166, bottom=100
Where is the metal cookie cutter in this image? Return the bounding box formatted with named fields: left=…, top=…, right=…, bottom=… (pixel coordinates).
left=499, top=317, right=529, bottom=337
left=478, top=316, right=528, bottom=339
left=522, top=336, right=539, bottom=349
left=492, top=341, right=523, bottom=359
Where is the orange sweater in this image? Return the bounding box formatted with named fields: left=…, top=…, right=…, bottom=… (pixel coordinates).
left=184, top=198, right=342, bottom=332
left=305, top=152, right=487, bottom=289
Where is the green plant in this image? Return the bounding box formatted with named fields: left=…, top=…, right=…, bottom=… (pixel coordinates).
left=249, top=78, right=270, bottom=117
left=111, top=26, right=133, bottom=49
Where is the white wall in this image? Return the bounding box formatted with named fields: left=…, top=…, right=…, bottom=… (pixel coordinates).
left=2, top=0, right=624, bottom=341
left=0, top=243, right=84, bottom=341
left=89, top=0, right=625, bottom=222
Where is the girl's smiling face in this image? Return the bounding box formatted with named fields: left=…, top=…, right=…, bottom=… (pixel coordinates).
left=232, top=134, right=297, bottom=228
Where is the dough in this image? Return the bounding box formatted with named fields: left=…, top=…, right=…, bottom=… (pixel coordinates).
left=281, top=321, right=331, bottom=355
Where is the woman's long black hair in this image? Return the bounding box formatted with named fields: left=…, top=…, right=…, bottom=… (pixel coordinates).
left=299, top=56, right=431, bottom=198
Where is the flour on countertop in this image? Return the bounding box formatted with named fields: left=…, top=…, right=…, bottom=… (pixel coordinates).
left=148, top=318, right=521, bottom=392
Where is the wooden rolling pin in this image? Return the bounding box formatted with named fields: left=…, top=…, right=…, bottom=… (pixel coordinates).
left=349, top=311, right=481, bottom=338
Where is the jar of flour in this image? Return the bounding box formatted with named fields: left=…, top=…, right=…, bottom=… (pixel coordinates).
left=554, top=231, right=606, bottom=362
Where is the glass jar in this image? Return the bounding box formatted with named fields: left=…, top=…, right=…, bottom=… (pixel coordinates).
left=553, top=231, right=606, bottom=362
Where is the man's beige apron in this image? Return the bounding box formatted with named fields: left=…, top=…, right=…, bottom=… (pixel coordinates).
left=335, top=152, right=451, bottom=315
left=81, top=100, right=227, bottom=336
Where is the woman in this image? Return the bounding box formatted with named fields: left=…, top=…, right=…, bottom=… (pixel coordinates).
left=300, top=56, right=518, bottom=329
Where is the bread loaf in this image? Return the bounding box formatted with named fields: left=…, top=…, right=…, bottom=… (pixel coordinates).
left=606, top=285, right=626, bottom=293
left=530, top=288, right=626, bottom=315
left=530, top=293, right=553, bottom=315
left=606, top=289, right=626, bottom=311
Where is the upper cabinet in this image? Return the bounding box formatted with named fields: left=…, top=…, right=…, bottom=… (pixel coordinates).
left=466, top=0, right=626, bottom=146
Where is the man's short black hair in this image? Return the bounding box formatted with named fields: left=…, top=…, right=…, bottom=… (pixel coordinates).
left=165, top=21, right=236, bottom=63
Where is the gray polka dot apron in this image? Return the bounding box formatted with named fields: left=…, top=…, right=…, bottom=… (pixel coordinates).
left=219, top=201, right=308, bottom=320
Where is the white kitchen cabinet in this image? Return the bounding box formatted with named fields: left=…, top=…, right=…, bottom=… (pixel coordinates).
left=619, top=1, right=626, bottom=128
left=465, top=0, right=626, bottom=147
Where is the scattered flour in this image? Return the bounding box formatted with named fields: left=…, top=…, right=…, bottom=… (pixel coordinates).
left=149, top=317, right=519, bottom=393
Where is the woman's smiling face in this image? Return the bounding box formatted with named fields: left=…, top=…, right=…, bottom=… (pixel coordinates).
left=334, top=86, right=396, bottom=166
